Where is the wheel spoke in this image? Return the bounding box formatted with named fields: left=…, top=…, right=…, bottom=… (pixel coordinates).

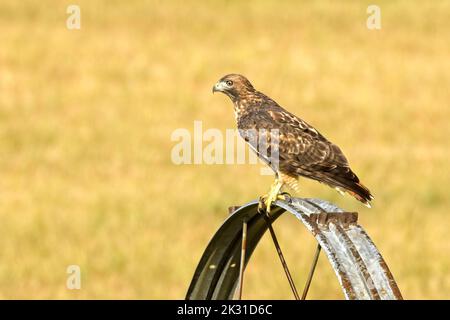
left=237, top=218, right=248, bottom=300
left=264, top=215, right=300, bottom=300
left=301, top=244, right=321, bottom=300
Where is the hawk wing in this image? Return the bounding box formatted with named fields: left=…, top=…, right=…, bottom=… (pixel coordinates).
left=268, top=109, right=349, bottom=172
left=238, top=105, right=373, bottom=205
left=272, top=108, right=373, bottom=204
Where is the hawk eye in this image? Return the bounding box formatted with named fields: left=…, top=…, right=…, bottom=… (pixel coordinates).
left=226, top=80, right=233, bottom=86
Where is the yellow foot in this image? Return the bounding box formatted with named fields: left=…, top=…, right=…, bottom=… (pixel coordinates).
left=258, top=193, right=287, bottom=215
left=258, top=179, right=285, bottom=215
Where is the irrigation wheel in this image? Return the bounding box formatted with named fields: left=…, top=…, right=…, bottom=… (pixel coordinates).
left=186, top=197, right=402, bottom=300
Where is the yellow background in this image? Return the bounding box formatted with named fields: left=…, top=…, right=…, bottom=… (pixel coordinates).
left=0, top=0, right=449, bottom=299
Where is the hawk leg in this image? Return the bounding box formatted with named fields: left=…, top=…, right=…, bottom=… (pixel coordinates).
left=258, top=178, right=286, bottom=215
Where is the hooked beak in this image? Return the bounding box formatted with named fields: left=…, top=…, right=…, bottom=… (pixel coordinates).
left=212, top=81, right=226, bottom=94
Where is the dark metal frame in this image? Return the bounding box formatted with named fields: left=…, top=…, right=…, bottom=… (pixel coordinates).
left=186, top=197, right=402, bottom=300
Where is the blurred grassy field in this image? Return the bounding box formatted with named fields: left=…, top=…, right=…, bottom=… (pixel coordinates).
left=0, top=0, right=449, bottom=299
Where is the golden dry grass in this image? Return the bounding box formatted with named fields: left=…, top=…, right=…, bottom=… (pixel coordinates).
left=0, top=0, right=449, bottom=299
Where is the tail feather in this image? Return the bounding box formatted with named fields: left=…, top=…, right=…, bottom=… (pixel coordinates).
left=318, top=168, right=374, bottom=207
left=341, top=181, right=373, bottom=207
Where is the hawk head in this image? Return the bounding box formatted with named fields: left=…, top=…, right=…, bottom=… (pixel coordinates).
left=212, top=74, right=255, bottom=102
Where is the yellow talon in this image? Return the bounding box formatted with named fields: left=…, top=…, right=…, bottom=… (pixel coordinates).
left=258, top=179, right=285, bottom=215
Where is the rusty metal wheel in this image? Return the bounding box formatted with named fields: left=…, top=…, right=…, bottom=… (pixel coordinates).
left=186, top=197, right=402, bottom=300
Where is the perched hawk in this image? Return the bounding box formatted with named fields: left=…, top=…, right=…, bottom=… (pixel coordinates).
left=213, top=74, right=373, bottom=210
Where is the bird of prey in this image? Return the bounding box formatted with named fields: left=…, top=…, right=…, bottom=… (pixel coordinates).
left=213, top=74, right=373, bottom=212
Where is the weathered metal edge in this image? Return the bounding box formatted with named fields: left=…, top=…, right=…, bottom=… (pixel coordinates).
left=186, top=198, right=402, bottom=300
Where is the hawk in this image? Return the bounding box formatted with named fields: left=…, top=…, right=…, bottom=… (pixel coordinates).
left=213, top=74, right=373, bottom=212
